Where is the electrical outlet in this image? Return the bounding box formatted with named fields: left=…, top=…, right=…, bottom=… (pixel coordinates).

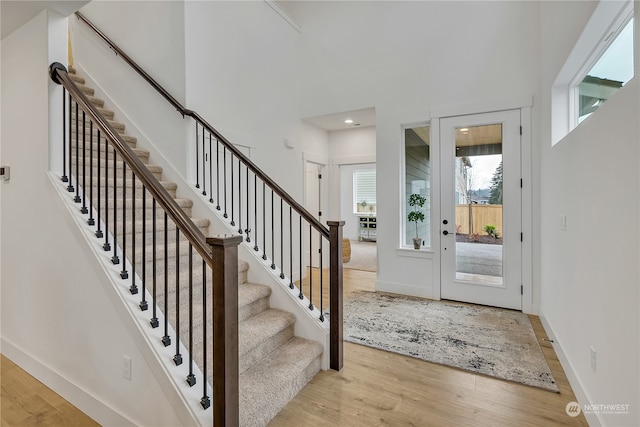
left=122, top=355, right=132, bottom=380
left=590, top=347, right=596, bottom=372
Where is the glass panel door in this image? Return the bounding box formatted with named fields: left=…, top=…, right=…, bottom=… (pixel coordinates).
left=440, top=110, right=521, bottom=310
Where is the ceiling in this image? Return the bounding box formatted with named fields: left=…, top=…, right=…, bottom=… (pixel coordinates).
left=1, top=1, right=89, bottom=40
left=303, top=107, right=376, bottom=131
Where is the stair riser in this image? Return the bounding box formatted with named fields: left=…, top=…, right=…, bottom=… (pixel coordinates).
left=71, top=109, right=114, bottom=120
left=70, top=141, right=146, bottom=158
left=70, top=157, right=162, bottom=179
left=71, top=120, right=125, bottom=133
left=240, top=325, right=294, bottom=375
left=69, top=127, right=136, bottom=145
left=238, top=296, right=269, bottom=322
left=82, top=201, right=188, bottom=219
left=80, top=181, right=179, bottom=199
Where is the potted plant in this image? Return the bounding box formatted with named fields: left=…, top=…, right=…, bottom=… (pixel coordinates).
left=408, top=193, right=426, bottom=249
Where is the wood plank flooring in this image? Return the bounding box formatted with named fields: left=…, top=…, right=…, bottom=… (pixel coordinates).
left=1, top=355, right=99, bottom=426
left=1, top=268, right=586, bottom=427
left=271, top=269, right=588, bottom=427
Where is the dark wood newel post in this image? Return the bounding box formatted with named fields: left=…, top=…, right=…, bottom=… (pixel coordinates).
left=207, top=235, right=243, bottom=427
left=327, top=221, right=345, bottom=371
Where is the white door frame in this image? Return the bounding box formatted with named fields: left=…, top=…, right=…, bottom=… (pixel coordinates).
left=430, top=97, right=533, bottom=314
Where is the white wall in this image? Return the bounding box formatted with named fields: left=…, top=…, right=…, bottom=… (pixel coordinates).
left=0, top=11, right=189, bottom=426
left=72, top=1, right=190, bottom=178
left=538, top=2, right=640, bottom=426
left=284, top=1, right=539, bottom=300
left=184, top=1, right=329, bottom=204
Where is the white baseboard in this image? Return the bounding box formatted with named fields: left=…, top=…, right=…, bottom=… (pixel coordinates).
left=1, top=338, right=136, bottom=426
left=538, top=309, right=600, bottom=427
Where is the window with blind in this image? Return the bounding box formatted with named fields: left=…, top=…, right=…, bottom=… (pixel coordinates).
left=353, top=170, right=376, bottom=213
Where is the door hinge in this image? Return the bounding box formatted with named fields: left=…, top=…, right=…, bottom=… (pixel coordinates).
left=521, top=285, right=523, bottom=295
left=519, top=125, right=523, bottom=135
left=318, top=174, right=322, bottom=179
left=520, top=178, right=523, bottom=188
left=318, top=211, right=322, bottom=217
left=520, top=232, right=523, bottom=242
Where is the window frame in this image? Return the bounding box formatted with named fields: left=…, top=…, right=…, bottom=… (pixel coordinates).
left=401, top=121, right=432, bottom=249
left=551, top=0, right=634, bottom=145
left=569, top=13, right=635, bottom=127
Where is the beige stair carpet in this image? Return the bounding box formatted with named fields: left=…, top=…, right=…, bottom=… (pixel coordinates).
left=67, top=67, right=323, bottom=427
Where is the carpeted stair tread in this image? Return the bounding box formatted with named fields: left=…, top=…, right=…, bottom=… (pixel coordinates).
left=66, top=66, right=324, bottom=426
left=238, top=283, right=271, bottom=322
left=72, top=118, right=125, bottom=133
left=86, top=95, right=105, bottom=108
left=239, top=337, right=323, bottom=427
left=239, top=309, right=295, bottom=375
left=69, top=73, right=85, bottom=84
left=72, top=105, right=114, bottom=120
left=71, top=144, right=150, bottom=162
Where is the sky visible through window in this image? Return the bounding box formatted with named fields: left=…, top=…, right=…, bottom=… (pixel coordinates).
left=589, top=18, right=634, bottom=84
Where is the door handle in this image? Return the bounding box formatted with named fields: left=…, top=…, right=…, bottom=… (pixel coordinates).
left=443, top=230, right=450, bottom=236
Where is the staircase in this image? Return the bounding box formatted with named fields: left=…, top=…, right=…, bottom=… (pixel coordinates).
left=67, top=67, right=323, bottom=426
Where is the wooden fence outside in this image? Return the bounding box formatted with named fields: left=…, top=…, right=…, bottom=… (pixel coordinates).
left=455, top=204, right=502, bottom=236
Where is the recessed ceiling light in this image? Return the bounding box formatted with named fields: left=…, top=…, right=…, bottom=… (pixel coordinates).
left=459, top=128, right=469, bottom=132
left=344, top=119, right=354, bottom=124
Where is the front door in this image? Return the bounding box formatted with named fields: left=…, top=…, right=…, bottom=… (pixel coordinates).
left=440, top=110, right=522, bottom=310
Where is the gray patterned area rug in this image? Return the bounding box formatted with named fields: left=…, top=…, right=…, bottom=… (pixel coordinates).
left=344, top=291, right=559, bottom=392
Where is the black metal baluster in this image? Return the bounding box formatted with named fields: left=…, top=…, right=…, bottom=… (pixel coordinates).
left=238, top=159, right=242, bottom=234
left=162, top=212, right=171, bottom=347
left=245, top=166, right=250, bottom=242
left=319, top=237, right=324, bottom=321
left=80, top=111, right=88, bottom=214
left=112, top=148, right=119, bottom=265
left=309, top=225, right=314, bottom=310
left=230, top=154, right=235, bottom=227
left=262, top=182, right=267, bottom=261
left=140, top=187, right=148, bottom=311
left=61, top=88, right=68, bottom=183
left=299, top=216, right=303, bottom=300
left=96, top=129, right=103, bottom=238
left=200, top=259, right=210, bottom=409
left=150, top=198, right=158, bottom=328
left=223, top=147, right=228, bottom=218
left=201, top=126, right=206, bottom=197
left=216, top=139, right=220, bottom=211
left=74, top=102, right=81, bottom=203
left=103, top=140, right=111, bottom=251
left=279, top=198, right=284, bottom=278
left=186, top=244, right=196, bottom=387
left=173, top=228, right=182, bottom=365
left=87, top=120, right=94, bottom=224
left=195, top=123, right=200, bottom=190
left=271, top=190, right=275, bottom=270
left=120, top=163, right=128, bottom=278
left=67, top=94, right=74, bottom=192
left=208, top=134, right=213, bottom=204
left=130, top=174, right=137, bottom=294
left=289, top=207, right=294, bottom=289
left=253, top=175, right=259, bottom=251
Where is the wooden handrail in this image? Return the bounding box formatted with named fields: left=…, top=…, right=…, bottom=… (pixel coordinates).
left=74, top=11, right=329, bottom=240
left=49, top=62, right=214, bottom=264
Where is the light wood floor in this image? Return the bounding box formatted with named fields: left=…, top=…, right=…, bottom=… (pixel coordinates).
left=1, top=355, right=99, bottom=426
left=272, top=268, right=588, bottom=427
left=1, top=269, right=587, bottom=427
